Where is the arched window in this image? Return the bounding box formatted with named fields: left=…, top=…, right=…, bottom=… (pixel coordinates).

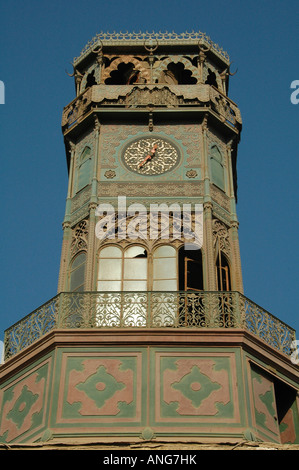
left=69, top=252, right=86, bottom=292
left=97, top=245, right=148, bottom=292
left=210, top=145, right=225, bottom=191
left=77, top=146, right=91, bottom=192
left=123, top=246, right=147, bottom=291
left=97, top=246, right=122, bottom=291
left=178, top=246, right=203, bottom=291
left=96, top=245, right=147, bottom=327
left=216, top=252, right=231, bottom=291
left=153, top=245, right=177, bottom=291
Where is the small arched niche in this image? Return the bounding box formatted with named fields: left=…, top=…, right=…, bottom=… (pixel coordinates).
left=160, top=62, right=197, bottom=85
left=105, top=62, right=143, bottom=85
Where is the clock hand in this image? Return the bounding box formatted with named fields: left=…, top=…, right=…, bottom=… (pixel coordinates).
left=138, top=144, right=158, bottom=168
left=139, top=144, right=158, bottom=167
left=138, top=154, right=151, bottom=168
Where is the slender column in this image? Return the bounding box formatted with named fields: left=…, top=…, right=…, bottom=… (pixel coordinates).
left=75, top=72, right=83, bottom=96
left=57, top=141, right=76, bottom=292
left=227, top=141, right=243, bottom=293
left=144, top=40, right=158, bottom=85
left=203, top=202, right=217, bottom=290
left=201, top=116, right=217, bottom=290
left=65, top=141, right=76, bottom=217
left=229, top=220, right=244, bottom=293
left=90, top=116, right=100, bottom=205
left=85, top=118, right=100, bottom=290
left=57, top=221, right=72, bottom=292
left=96, top=47, right=105, bottom=84
left=202, top=115, right=211, bottom=202
left=226, top=141, right=237, bottom=223
left=85, top=203, right=98, bottom=290
left=197, top=50, right=206, bottom=83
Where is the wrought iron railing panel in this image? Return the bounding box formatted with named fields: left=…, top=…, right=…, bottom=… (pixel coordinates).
left=4, top=296, right=58, bottom=359
left=3, top=291, right=296, bottom=360
left=242, top=297, right=295, bottom=356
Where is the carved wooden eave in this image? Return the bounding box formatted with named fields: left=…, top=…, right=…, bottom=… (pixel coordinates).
left=90, top=84, right=211, bottom=103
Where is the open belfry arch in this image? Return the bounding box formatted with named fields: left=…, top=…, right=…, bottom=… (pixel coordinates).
left=1, top=31, right=298, bottom=446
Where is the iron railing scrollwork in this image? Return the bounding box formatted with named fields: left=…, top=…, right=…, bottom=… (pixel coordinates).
left=4, top=296, right=58, bottom=359
left=3, top=291, right=296, bottom=360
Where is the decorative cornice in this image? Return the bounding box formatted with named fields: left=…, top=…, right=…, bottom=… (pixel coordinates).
left=73, top=31, right=230, bottom=66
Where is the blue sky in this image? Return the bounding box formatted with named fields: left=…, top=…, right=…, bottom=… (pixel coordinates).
left=0, top=0, right=298, bottom=355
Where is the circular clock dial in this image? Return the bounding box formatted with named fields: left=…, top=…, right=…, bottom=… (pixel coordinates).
left=122, top=137, right=180, bottom=175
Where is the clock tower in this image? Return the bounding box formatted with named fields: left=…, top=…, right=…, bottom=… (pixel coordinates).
left=1, top=32, right=298, bottom=446
left=59, top=31, right=244, bottom=300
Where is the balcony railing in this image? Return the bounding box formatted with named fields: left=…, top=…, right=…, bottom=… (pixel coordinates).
left=3, top=291, right=296, bottom=360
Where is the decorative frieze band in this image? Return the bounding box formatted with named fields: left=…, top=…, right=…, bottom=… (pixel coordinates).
left=97, top=181, right=203, bottom=197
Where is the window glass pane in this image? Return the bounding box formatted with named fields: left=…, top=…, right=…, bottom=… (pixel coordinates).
left=99, top=246, right=122, bottom=258
left=77, top=147, right=91, bottom=192
left=153, top=246, right=176, bottom=258
left=124, top=258, right=147, bottom=279
left=124, top=246, right=147, bottom=258
left=211, top=146, right=222, bottom=162
left=72, top=253, right=86, bottom=268
left=70, top=263, right=85, bottom=291
left=211, top=146, right=224, bottom=190
left=80, top=146, right=91, bottom=161
left=211, top=158, right=224, bottom=189
left=153, top=279, right=177, bottom=291
left=153, top=257, right=176, bottom=279
left=97, top=280, right=122, bottom=291
left=78, top=159, right=91, bottom=190
left=98, top=258, right=122, bottom=280
left=123, top=280, right=147, bottom=291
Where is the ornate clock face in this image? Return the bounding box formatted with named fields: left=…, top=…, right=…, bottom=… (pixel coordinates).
left=122, top=136, right=180, bottom=175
